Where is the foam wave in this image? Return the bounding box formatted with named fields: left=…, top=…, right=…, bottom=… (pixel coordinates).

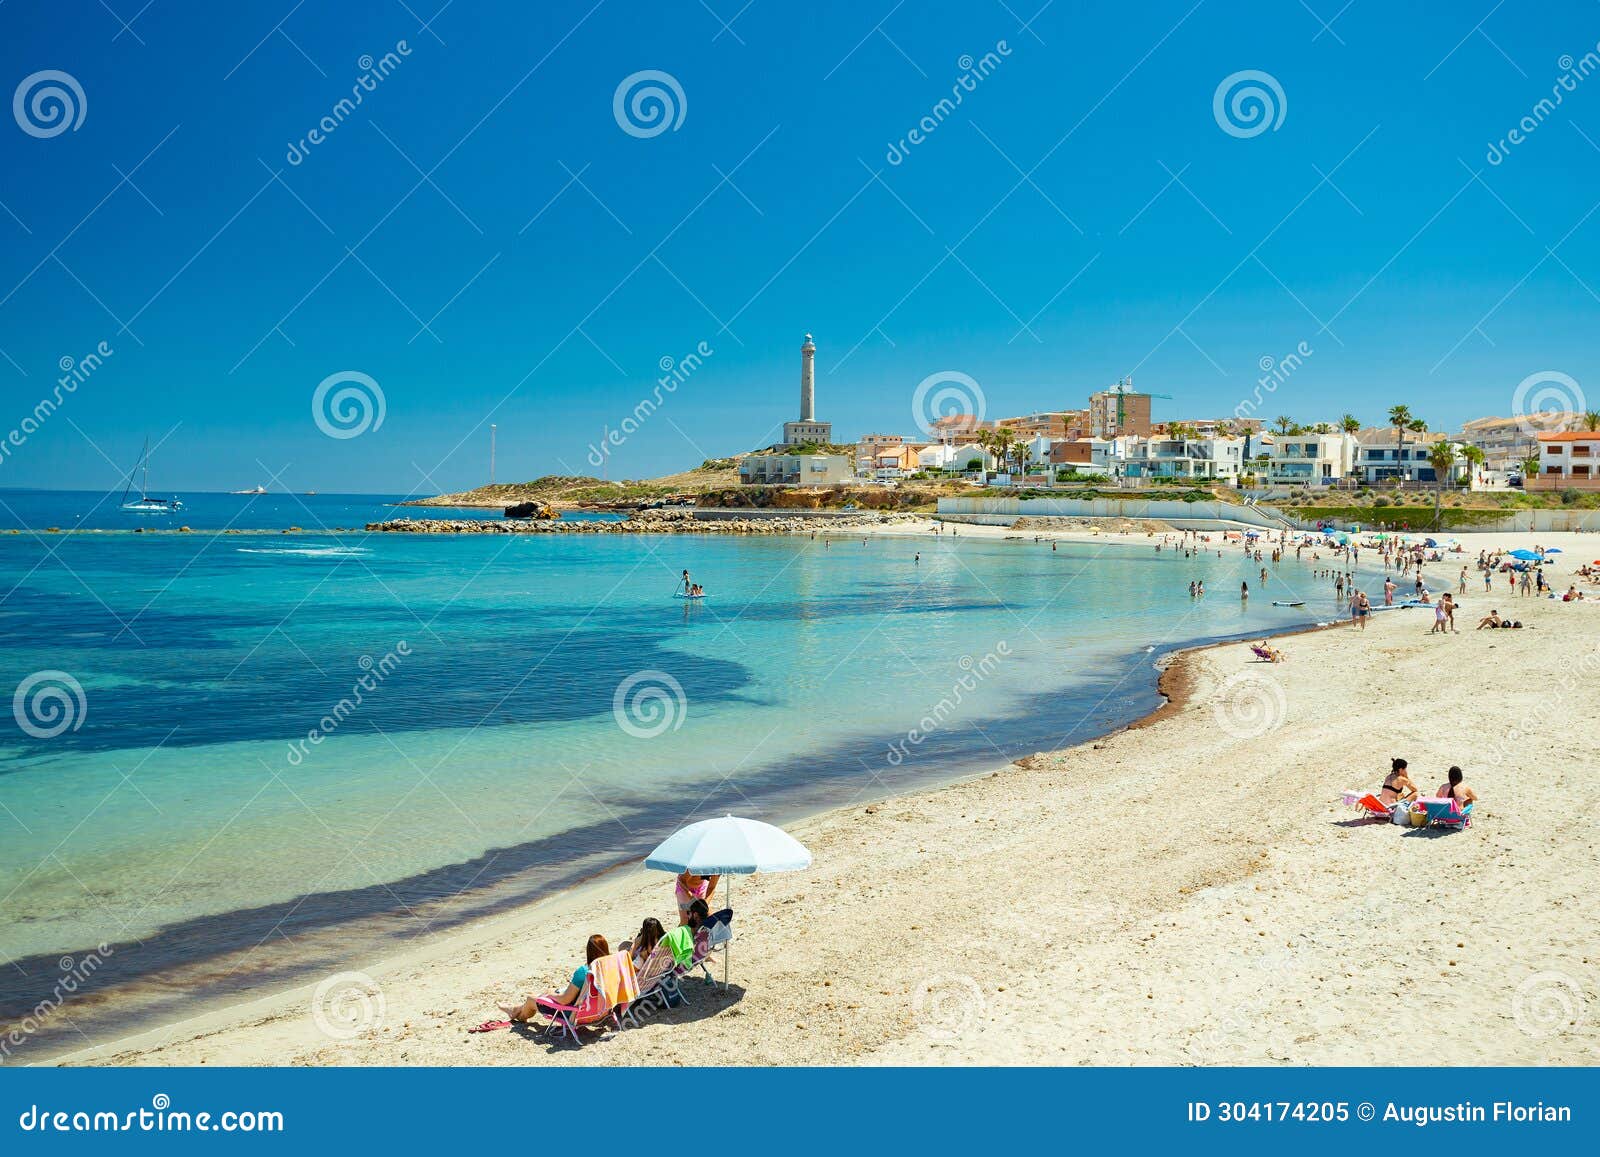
left=236, top=546, right=372, bottom=558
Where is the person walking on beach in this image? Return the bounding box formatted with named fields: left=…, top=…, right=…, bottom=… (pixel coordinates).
left=1384, top=577, right=1396, bottom=606
left=1520, top=570, right=1532, bottom=597
left=1353, top=590, right=1370, bottom=630
left=1458, top=566, right=1468, bottom=594
left=1443, top=592, right=1458, bottom=633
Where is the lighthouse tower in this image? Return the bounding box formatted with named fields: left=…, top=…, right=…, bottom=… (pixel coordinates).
left=782, top=332, right=833, bottom=445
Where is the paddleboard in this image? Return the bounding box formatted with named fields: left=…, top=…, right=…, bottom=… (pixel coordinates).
left=1271, top=600, right=1305, bottom=607
left=674, top=593, right=706, bottom=600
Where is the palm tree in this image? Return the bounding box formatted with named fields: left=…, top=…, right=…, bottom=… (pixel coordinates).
left=990, top=427, right=1017, bottom=483
left=1583, top=410, right=1600, bottom=432
left=1387, top=404, right=1413, bottom=483
left=1461, top=444, right=1485, bottom=487
left=1274, top=415, right=1294, bottom=436
left=1340, top=414, right=1361, bottom=435
left=972, top=428, right=994, bottom=484
left=1428, top=441, right=1458, bottom=521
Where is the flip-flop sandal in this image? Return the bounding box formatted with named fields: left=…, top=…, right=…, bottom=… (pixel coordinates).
left=468, top=1019, right=513, bottom=1033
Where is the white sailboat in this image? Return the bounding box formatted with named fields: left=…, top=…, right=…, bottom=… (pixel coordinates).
left=120, top=439, right=184, bottom=514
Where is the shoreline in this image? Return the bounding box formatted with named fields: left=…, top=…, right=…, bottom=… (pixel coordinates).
left=48, top=629, right=1210, bottom=1068
left=32, top=528, right=1600, bottom=1066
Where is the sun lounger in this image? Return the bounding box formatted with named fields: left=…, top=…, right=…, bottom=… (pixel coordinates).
left=1250, top=644, right=1284, bottom=663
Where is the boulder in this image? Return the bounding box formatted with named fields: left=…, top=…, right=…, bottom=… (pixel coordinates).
left=504, top=501, right=557, bottom=520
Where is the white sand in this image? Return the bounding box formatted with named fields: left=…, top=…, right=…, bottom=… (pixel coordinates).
left=60, top=530, right=1600, bottom=1066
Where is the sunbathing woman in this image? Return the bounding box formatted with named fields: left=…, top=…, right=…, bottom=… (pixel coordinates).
left=622, top=917, right=666, bottom=967
left=1379, top=758, right=1417, bottom=805
left=675, top=870, right=719, bottom=925
left=499, top=934, right=610, bottom=1023
left=1436, top=766, right=1478, bottom=809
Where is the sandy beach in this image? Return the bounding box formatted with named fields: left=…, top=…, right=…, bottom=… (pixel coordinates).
left=57, top=529, right=1600, bottom=1067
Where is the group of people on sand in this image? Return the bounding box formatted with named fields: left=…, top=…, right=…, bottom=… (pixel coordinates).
left=497, top=871, right=721, bottom=1026
left=1378, top=757, right=1479, bottom=810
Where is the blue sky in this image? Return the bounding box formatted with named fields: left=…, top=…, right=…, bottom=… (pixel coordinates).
left=1, top=0, right=1597, bottom=493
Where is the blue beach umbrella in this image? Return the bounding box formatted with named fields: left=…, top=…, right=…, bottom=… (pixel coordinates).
left=1544, top=548, right=1563, bottom=554
left=1509, top=549, right=1540, bottom=561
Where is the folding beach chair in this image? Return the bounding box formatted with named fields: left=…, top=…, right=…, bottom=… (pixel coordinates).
left=667, top=909, right=735, bottom=998
left=536, top=951, right=638, bottom=1044
left=1343, top=792, right=1396, bottom=820
left=1422, top=798, right=1473, bottom=829
left=622, top=942, right=682, bottom=1027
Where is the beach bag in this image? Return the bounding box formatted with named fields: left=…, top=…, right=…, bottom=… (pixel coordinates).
left=1390, top=803, right=1410, bottom=826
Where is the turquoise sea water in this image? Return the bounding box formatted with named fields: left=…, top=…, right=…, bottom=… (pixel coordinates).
left=0, top=495, right=1370, bottom=1058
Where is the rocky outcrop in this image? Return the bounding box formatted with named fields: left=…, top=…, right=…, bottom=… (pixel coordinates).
left=364, top=511, right=925, bottom=536
left=503, top=501, right=557, bottom=520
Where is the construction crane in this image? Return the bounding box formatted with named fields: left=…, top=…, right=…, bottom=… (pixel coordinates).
left=1107, top=376, right=1173, bottom=431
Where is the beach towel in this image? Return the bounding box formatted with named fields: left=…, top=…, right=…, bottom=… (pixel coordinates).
left=663, top=924, right=696, bottom=966
left=592, top=951, right=640, bottom=1009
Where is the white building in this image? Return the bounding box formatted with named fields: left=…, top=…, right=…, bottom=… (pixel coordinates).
left=739, top=453, right=853, bottom=487
left=1124, top=436, right=1247, bottom=483
left=1266, top=432, right=1355, bottom=485
left=1352, top=429, right=1464, bottom=484
left=1532, top=431, right=1600, bottom=489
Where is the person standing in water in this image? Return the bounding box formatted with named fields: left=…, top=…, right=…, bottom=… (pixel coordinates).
left=682, top=570, right=692, bottom=596
left=1241, top=581, right=1249, bottom=601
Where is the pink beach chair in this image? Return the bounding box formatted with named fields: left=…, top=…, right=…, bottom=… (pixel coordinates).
left=536, top=951, right=639, bottom=1044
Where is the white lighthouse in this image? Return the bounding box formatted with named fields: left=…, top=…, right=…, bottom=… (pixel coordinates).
left=782, top=332, right=833, bottom=445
